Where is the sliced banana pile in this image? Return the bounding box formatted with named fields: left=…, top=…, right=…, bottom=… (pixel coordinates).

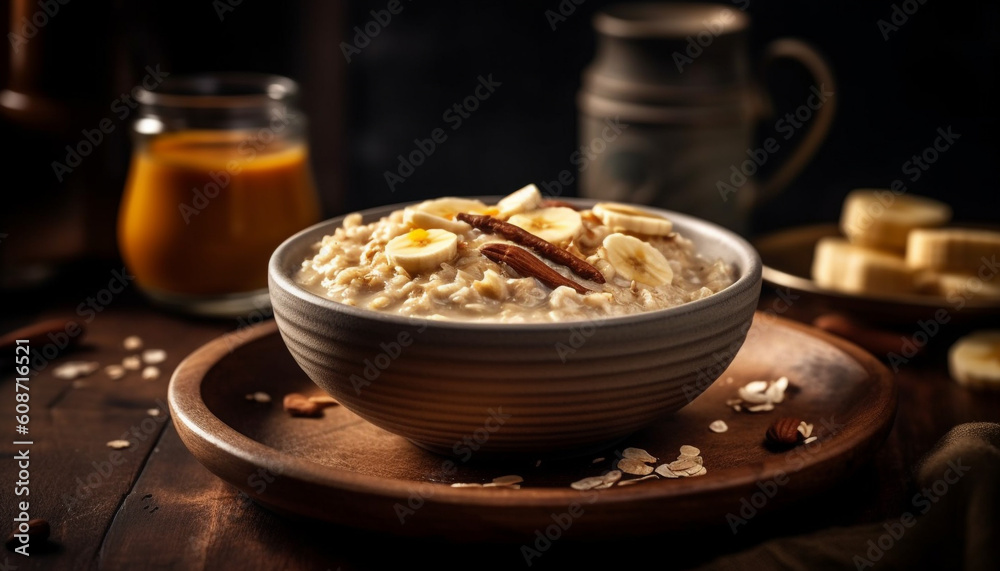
left=388, top=185, right=681, bottom=295
left=508, top=207, right=583, bottom=245
left=403, top=197, right=492, bottom=233
left=602, top=233, right=674, bottom=287
left=813, top=189, right=999, bottom=300
left=907, top=228, right=1000, bottom=273
left=949, top=330, right=1000, bottom=391
left=385, top=228, right=458, bottom=274
left=840, top=190, right=951, bottom=252
left=593, top=202, right=674, bottom=236
left=812, top=237, right=913, bottom=295
left=495, top=183, right=543, bottom=219
left=587, top=202, right=677, bottom=287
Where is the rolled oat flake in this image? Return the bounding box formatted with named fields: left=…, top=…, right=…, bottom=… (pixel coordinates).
left=617, top=458, right=654, bottom=476
left=678, top=445, right=700, bottom=457
left=621, top=447, right=657, bottom=463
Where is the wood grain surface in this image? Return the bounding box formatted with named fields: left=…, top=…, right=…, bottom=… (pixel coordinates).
left=1, top=285, right=998, bottom=570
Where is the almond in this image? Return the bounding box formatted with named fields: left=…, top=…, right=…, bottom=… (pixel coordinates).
left=766, top=417, right=804, bottom=446
left=283, top=393, right=323, bottom=417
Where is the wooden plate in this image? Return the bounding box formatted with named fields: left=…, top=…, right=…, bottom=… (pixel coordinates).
left=168, top=314, right=895, bottom=540
left=755, top=224, right=1000, bottom=325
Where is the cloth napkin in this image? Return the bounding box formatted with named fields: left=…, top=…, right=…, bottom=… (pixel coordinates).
left=699, top=422, right=1000, bottom=571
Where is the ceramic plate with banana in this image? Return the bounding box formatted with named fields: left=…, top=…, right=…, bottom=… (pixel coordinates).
left=811, top=189, right=1000, bottom=303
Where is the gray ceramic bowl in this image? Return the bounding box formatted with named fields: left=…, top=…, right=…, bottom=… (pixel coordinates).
left=268, top=199, right=762, bottom=457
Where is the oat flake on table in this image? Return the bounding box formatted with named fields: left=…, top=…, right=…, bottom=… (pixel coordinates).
left=142, top=349, right=167, bottom=365
left=616, top=458, right=654, bottom=476
left=53, top=361, right=100, bottom=380
left=618, top=474, right=659, bottom=486
left=246, top=391, right=272, bottom=403
left=728, top=376, right=790, bottom=412
left=104, top=365, right=126, bottom=380
left=622, top=447, right=657, bottom=463
left=655, top=446, right=708, bottom=479
left=570, top=475, right=606, bottom=491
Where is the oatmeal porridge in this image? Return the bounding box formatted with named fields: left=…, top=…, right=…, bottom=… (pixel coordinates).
left=295, top=184, right=735, bottom=323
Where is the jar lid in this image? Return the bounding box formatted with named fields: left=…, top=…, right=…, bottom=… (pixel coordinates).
left=136, top=73, right=299, bottom=110
left=594, top=2, right=749, bottom=39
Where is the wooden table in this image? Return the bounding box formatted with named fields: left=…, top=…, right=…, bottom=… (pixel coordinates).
left=2, top=274, right=998, bottom=570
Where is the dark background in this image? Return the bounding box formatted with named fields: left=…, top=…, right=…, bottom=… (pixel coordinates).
left=1, top=0, right=998, bottom=285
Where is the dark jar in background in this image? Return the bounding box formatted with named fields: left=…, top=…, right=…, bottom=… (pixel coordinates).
left=579, top=3, right=835, bottom=235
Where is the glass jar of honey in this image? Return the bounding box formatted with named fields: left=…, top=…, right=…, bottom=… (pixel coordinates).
left=118, top=74, right=321, bottom=316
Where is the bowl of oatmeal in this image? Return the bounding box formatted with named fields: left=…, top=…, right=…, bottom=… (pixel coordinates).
left=269, top=185, right=761, bottom=456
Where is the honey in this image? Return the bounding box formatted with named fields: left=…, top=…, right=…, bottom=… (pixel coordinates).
left=118, top=130, right=320, bottom=296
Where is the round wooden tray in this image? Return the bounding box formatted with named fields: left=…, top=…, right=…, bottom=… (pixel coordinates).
left=168, top=314, right=896, bottom=540
left=755, top=223, right=1000, bottom=325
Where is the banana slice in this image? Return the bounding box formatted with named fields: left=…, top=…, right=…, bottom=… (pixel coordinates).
left=811, top=237, right=914, bottom=295
left=592, top=203, right=673, bottom=236
left=403, top=198, right=489, bottom=234
left=385, top=228, right=458, bottom=274
left=495, top=184, right=543, bottom=219
left=508, top=207, right=583, bottom=245
left=949, top=330, right=1000, bottom=391
left=906, top=228, right=1000, bottom=273
left=840, top=190, right=951, bottom=252
left=916, top=271, right=1000, bottom=299
left=602, top=233, right=673, bottom=287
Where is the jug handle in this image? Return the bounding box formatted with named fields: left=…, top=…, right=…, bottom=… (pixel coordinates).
left=755, top=39, right=837, bottom=205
